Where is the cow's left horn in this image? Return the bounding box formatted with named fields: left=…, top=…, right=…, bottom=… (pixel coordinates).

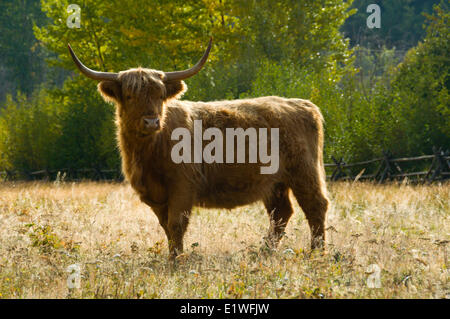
left=68, top=44, right=119, bottom=81
left=164, top=38, right=212, bottom=82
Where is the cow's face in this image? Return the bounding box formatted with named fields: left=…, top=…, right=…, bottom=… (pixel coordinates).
left=67, top=39, right=211, bottom=136
left=98, top=69, right=186, bottom=135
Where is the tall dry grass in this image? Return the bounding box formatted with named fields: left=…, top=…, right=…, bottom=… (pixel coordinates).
left=0, top=181, right=448, bottom=298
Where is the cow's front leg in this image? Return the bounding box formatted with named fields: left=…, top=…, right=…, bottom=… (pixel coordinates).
left=167, top=190, right=193, bottom=260
left=140, top=195, right=169, bottom=235
left=167, top=209, right=190, bottom=260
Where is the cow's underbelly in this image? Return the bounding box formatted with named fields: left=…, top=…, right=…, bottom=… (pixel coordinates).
left=195, top=179, right=272, bottom=209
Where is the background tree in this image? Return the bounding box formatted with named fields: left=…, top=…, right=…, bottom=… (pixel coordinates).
left=0, top=0, right=448, bottom=173
left=0, top=0, right=47, bottom=101
left=389, top=4, right=449, bottom=155
left=342, top=0, right=442, bottom=50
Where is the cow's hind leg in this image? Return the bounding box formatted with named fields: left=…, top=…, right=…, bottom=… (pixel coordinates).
left=290, top=167, right=329, bottom=250
left=263, top=183, right=293, bottom=248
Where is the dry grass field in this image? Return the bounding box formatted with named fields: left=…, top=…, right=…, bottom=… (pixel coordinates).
left=0, top=180, right=448, bottom=299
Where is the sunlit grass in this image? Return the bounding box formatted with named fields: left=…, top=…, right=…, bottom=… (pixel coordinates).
left=0, top=181, right=448, bottom=298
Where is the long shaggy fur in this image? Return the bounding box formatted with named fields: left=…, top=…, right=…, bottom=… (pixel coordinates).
left=97, top=68, right=329, bottom=259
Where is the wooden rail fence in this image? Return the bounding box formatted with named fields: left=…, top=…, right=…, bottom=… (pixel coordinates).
left=325, top=147, right=449, bottom=183
left=1, top=147, right=449, bottom=183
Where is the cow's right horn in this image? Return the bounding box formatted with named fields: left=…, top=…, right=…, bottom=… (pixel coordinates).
left=68, top=44, right=119, bottom=81
left=164, top=38, right=212, bottom=81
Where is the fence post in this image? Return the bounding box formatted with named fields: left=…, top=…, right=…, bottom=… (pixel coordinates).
left=378, top=150, right=393, bottom=183
left=115, top=170, right=124, bottom=182
left=331, top=156, right=348, bottom=181
left=23, top=170, right=33, bottom=181
left=426, top=146, right=448, bottom=183
left=68, top=167, right=76, bottom=181
left=3, top=170, right=8, bottom=181
left=392, top=160, right=403, bottom=178
left=93, top=166, right=104, bottom=181
left=4, top=169, right=13, bottom=181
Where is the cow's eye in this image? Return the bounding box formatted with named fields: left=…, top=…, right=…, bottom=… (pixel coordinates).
left=126, top=95, right=132, bottom=100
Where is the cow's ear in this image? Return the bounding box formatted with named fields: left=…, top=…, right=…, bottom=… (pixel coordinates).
left=98, top=80, right=122, bottom=103
left=164, top=80, right=187, bottom=100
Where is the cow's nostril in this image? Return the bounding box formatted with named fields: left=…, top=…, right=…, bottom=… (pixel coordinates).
left=143, top=117, right=160, bottom=129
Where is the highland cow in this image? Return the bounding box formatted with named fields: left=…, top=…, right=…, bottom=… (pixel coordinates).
left=68, top=39, right=329, bottom=259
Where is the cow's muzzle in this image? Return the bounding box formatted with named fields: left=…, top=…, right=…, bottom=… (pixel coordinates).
left=141, top=116, right=161, bottom=131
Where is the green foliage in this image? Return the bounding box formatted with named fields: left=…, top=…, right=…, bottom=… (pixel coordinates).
left=0, top=81, right=119, bottom=171
left=232, top=0, right=356, bottom=70
left=389, top=4, right=450, bottom=155
left=27, top=223, right=64, bottom=254
left=0, top=89, right=60, bottom=170
left=0, top=0, right=48, bottom=99
left=187, top=0, right=356, bottom=100
left=342, top=0, right=442, bottom=50
left=239, top=44, right=399, bottom=160
left=0, top=1, right=448, bottom=172
left=49, top=77, right=119, bottom=169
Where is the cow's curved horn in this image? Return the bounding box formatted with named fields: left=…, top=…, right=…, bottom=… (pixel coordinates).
left=164, top=38, right=212, bottom=82
left=68, top=44, right=118, bottom=81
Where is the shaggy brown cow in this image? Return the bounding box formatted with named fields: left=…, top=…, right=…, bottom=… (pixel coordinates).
left=68, top=39, right=329, bottom=259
